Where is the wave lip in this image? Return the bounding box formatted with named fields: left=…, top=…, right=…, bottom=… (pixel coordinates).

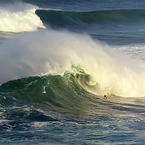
left=0, top=2, right=45, bottom=32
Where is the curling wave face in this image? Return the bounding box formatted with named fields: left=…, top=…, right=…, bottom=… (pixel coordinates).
left=1, top=65, right=132, bottom=119
left=0, top=69, right=97, bottom=115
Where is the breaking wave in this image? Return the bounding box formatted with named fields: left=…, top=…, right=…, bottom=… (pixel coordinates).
left=0, top=2, right=45, bottom=32
left=0, top=29, right=145, bottom=97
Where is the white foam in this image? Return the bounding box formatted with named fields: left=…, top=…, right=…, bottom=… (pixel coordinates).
left=0, top=2, right=45, bottom=32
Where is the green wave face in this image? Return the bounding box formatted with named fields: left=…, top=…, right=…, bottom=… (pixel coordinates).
left=0, top=66, right=105, bottom=117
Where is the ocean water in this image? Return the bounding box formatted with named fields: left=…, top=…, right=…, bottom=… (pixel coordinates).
left=1, top=0, right=145, bottom=144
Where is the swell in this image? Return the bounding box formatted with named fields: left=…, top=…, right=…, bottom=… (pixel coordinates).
left=36, top=9, right=145, bottom=29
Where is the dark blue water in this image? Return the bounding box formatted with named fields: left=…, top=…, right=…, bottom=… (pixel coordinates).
left=1, top=0, right=145, bottom=144
left=24, top=0, right=145, bottom=11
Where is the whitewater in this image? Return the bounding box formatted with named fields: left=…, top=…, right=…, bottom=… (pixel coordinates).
left=1, top=0, right=145, bottom=145
left=0, top=2, right=45, bottom=32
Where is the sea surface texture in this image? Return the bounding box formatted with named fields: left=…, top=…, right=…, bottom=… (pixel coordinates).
left=0, top=0, right=145, bottom=144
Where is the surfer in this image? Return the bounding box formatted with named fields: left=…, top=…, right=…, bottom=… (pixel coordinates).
left=104, top=94, right=107, bottom=99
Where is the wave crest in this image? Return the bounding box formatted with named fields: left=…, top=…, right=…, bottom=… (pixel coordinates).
left=0, top=2, right=45, bottom=32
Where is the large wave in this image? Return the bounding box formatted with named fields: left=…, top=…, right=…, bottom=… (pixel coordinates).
left=0, top=2, right=45, bottom=32
left=0, top=29, right=145, bottom=97
left=36, top=9, right=145, bottom=29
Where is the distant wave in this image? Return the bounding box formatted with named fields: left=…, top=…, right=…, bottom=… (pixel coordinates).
left=36, top=9, right=145, bottom=29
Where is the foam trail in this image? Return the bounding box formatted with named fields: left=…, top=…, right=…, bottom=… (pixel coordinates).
left=0, top=2, right=45, bottom=32
left=1, top=29, right=145, bottom=97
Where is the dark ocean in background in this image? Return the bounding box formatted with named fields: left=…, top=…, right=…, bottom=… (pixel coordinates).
left=1, top=0, right=145, bottom=144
